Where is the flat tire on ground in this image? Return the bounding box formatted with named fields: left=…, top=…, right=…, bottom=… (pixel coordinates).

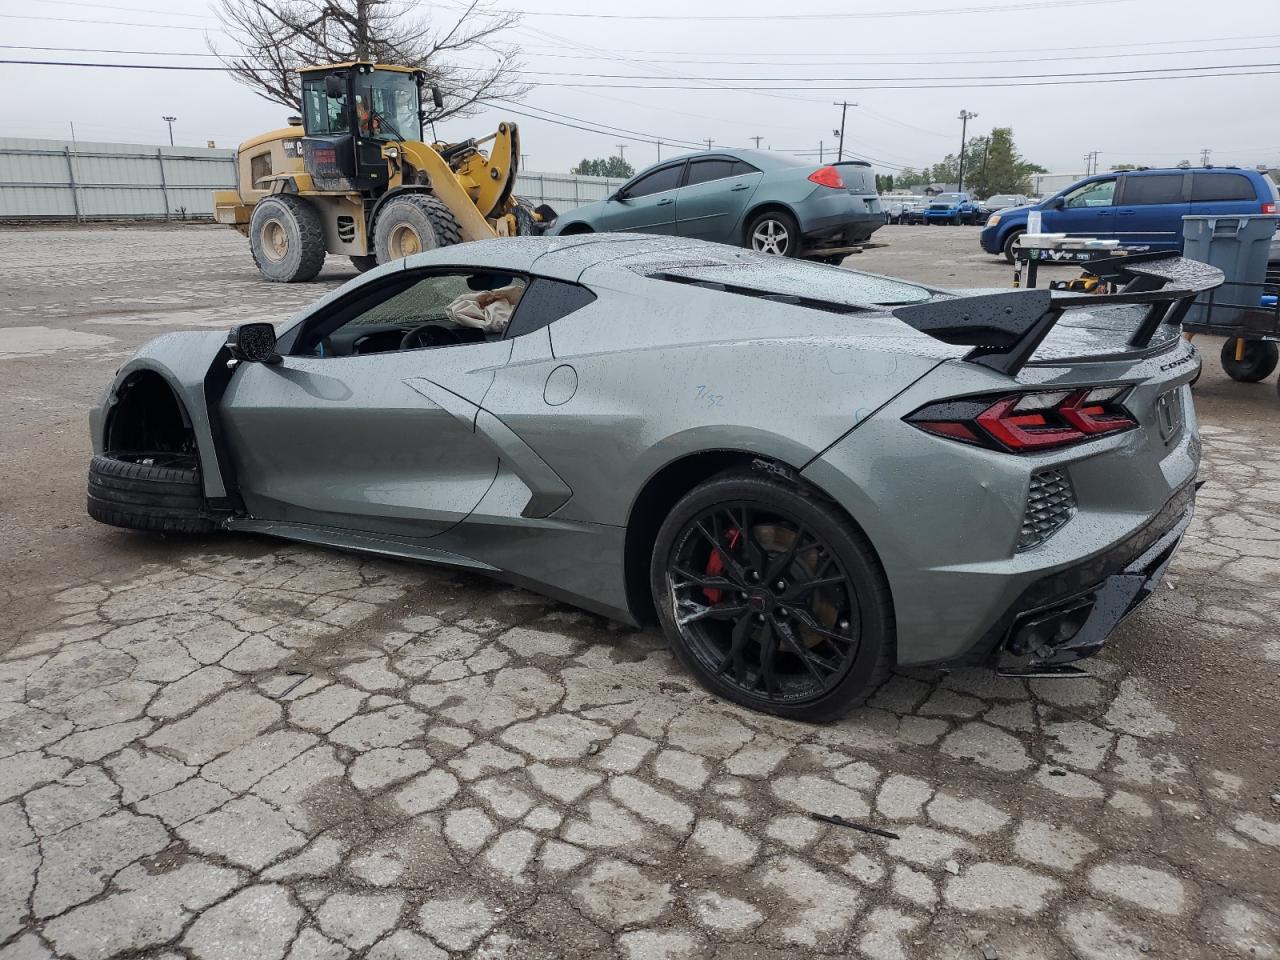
left=373, top=194, right=462, bottom=263
left=87, top=454, right=212, bottom=534
left=248, top=195, right=326, bottom=283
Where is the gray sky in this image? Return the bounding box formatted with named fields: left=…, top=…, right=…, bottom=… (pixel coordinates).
left=1, top=0, right=1276, bottom=177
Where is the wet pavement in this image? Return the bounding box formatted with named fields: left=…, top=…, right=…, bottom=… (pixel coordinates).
left=1, top=224, right=1278, bottom=960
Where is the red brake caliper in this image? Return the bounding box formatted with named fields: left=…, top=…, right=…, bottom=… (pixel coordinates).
left=703, top=527, right=740, bottom=604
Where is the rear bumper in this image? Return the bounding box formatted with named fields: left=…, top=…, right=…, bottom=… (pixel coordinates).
left=983, top=483, right=1193, bottom=668
left=796, top=194, right=883, bottom=247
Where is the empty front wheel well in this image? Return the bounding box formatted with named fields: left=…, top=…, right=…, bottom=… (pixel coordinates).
left=624, top=450, right=813, bottom=624
left=104, top=370, right=196, bottom=457
left=558, top=223, right=594, bottom=235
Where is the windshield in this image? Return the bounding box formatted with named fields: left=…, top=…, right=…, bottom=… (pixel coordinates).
left=934, top=193, right=964, bottom=204
left=354, top=71, right=421, bottom=141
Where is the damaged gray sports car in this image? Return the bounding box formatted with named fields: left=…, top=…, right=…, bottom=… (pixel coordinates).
left=88, top=236, right=1217, bottom=720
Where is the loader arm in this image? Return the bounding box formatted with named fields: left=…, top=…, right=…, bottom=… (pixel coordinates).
left=396, top=141, right=498, bottom=243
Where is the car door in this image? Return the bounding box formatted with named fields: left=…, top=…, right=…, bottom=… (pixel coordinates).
left=219, top=268, right=516, bottom=538
left=675, top=157, right=763, bottom=242
left=597, top=161, right=686, bottom=235
left=1044, top=176, right=1117, bottom=238
left=1113, top=172, right=1189, bottom=249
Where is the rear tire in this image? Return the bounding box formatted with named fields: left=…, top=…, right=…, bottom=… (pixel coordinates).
left=512, top=199, right=538, bottom=236
left=373, top=194, right=462, bottom=263
left=249, top=195, right=326, bottom=283
left=746, top=210, right=800, bottom=257
left=1221, top=338, right=1279, bottom=382
left=87, top=454, right=212, bottom=534
left=649, top=470, right=894, bottom=722
left=349, top=254, right=378, bottom=273
left=1002, top=228, right=1026, bottom=265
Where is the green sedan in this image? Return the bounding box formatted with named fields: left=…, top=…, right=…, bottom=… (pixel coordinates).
left=548, top=149, right=884, bottom=262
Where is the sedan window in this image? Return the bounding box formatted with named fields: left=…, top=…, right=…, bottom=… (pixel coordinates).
left=626, top=164, right=684, bottom=198
left=685, top=158, right=737, bottom=186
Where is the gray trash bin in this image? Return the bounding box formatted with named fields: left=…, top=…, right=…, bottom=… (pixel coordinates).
left=1181, top=214, right=1279, bottom=328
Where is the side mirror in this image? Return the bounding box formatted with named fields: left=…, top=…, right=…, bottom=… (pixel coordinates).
left=431, top=85, right=444, bottom=109
left=1048, top=196, right=1065, bottom=210
left=610, top=190, right=628, bottom=202
left=324, top=74, right=345, bottom=99
left=226, top=323, right=281, bottom=365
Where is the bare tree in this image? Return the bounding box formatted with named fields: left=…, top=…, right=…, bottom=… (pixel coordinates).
left=210, top=0, right=530, bottom=123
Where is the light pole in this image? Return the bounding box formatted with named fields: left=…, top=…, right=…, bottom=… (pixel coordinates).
left=956, top=110, right=977, bottom=191
left=162, top=116, right=176, bottom=146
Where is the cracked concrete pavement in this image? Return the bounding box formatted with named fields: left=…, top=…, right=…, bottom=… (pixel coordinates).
left=1, top=224, right=1278, bottom=959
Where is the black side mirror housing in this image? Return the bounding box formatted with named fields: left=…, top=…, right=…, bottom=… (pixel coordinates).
left=324, top=74, right=345, bottom=99
left=227, top=323, right=281, bottom=364
left=1048, top=196, right=1065, bottom=210
left=431, top=85, right=444, bottom=109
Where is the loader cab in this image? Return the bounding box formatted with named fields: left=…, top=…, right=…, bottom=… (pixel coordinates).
left=299, top=62, right=426, bottom=193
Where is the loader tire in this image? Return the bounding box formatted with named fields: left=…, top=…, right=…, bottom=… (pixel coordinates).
left=349, top=254, right=378, bottom=273
left=249, top=194, right=326, bottom=283
left=373, top=195, right=462, bottom=263
left=87, top=454, right=213, bottom=534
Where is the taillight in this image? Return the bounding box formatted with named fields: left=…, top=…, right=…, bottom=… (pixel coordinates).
left=907, top=387, right=1136, bottom=452
left=808, top=166, right=846, bottom=189
left=1262, top=201, right=1276, bottom=214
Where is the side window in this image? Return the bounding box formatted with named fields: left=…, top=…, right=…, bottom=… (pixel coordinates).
left=627, top=164, right=684, bottom=198
left=685, top=158, right=737, bottom=186
left=295, top=271, right=527, bottom=357
left=1063, top=178, right=1116, bottom=208
left=1121, top=174, right=1185, bottom=205
left=1190, top=173, right=1256, bottom=202
left=505, top=279, right=597, bottom=339
left=249, top=151, right=272, bottom=187
left=730, top=159, right=761, bottom=176
left=302, top=78, right=349, bottom=136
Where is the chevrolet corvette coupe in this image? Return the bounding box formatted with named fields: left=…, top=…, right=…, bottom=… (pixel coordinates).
left=88, top=236, right=1216, bottom=720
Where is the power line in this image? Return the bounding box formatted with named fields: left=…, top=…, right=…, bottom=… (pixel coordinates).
left=0, top=45, right=224, bottom=58
left=38, top=0, right=218, bottom=19
left=0, top=13, right=215, bottom=31
left=483, top=0, right=1136, bottom=21
left=490, top=99, right=705, bottom=150
left=508, top=42, right=1280, bottom=70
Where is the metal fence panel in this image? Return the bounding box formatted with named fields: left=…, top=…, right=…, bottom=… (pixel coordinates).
left=0, top=136, right=625, bottom=221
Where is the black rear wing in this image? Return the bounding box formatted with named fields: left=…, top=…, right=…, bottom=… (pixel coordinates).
left=892, top=252, right=1224, bottom=376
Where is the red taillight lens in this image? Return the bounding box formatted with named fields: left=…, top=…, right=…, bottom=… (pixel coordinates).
left=907, top=388, right=1136, bottom=452
left=808, top=166, right=846, bottom=189
left=1262, top=201, right=1276, bottom=214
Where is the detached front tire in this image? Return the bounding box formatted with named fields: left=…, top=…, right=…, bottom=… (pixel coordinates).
left=249, top=195, right=326, bottom=283
left=650, top=469, right=894, bottom=722
left=87, top=454, right=212, bottom=534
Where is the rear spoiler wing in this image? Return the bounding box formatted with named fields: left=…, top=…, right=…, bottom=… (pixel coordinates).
left=892, top=252, right=1224, bottom=376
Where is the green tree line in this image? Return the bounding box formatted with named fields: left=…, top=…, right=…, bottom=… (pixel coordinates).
left=892, top=128, right=1045, bottom=195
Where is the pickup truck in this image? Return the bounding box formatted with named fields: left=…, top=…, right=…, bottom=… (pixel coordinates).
left=922, top=192, right=982, bottom=225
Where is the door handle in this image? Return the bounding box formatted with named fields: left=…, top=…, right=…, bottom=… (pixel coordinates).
left=730, top=183, right=749, bottom=191
left=656, top=198, right=673, bottom=206
left=1117, top=210, right=1137, bottom=216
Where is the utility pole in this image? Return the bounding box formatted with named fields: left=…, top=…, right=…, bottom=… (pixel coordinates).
left=819, top=141, right=823, bottom=163
left=162, top=116, right=176, bottom=146
left=750, top=136, right=763, bottom=149
left=705, top=138, right=713, bottom=150
left=656, top=141, right=662, bottom=161
left=615, top=143, right=626, bottom=162
left=956, top=109, right=977, bottom=191
left=832, top=100, right=855, bottom=161
left=1200, top=147, right=1212, bottom=166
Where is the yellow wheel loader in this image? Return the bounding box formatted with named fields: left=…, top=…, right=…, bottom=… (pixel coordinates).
left=213, top=62, right=553, bottom=282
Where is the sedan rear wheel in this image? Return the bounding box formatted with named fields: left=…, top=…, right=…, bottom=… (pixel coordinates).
left=747, top=210, right=799, bottom=257
left=650, top=470, right=894, bottom=722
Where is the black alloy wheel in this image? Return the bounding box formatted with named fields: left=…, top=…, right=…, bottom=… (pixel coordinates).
left=651, top=471, right=893, bottom=721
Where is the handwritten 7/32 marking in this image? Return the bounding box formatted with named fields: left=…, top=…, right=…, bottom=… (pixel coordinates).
left=694, top=385, right=725, bottom=408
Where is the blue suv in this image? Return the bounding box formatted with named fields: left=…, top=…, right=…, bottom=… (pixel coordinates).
left=980, top=167, right=1279, bottom=262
